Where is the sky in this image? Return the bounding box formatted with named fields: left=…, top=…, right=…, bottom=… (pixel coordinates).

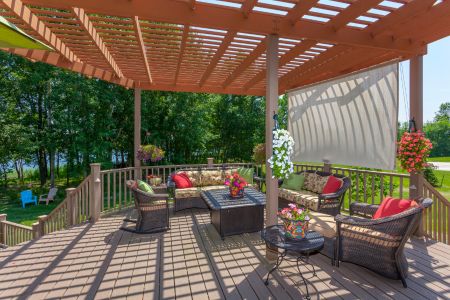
left=398, top=36, right=450, bottom=123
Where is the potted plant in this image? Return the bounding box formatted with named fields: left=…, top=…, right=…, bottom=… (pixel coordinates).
left=147, top=174, right=162, bottom=186
left=224, top=172, right=247, bottom=198
left=278, top=203, right=310, bottom=239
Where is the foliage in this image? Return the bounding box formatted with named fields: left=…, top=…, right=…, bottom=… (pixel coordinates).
left=424, top=119, right=450, bottom=157
left=397, top=131, right=432, bottom=172
left=423, top=164, right=440, bottom=187
left=252, top=143, right=266, bottom=165
left=268, top=129, right=294, bottom=179
left=434, top=102, right=450, bottom=122
left=136, top=144, right=164, bottom=163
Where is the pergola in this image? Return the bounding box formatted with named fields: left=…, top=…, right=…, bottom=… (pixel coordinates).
left=1, top=0, right=449, bottom=255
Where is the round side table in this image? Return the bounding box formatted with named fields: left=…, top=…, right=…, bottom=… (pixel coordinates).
left=261, top=225, right=324, bottom=300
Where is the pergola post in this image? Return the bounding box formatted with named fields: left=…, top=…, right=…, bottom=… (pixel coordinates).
left=134, top=88, right=142, bottom=180
left=409, top=55, right=424, bottom=201
left=265, top=34, right=279, bottom=260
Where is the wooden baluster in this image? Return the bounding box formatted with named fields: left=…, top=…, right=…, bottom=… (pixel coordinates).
left=363, top=173, right=367, bottom=203
left=399, top=177, right=404, bottom=199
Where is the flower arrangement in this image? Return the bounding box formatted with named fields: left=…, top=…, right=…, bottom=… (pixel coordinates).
left=137, top=144, right=165, bottom=163
left=278, top=203, right=310, bottom=239
left=268, top=129, right=294, bottom=179
left=224, top=172, right=247, bottom=198
left=397, top=131, right=432, bottom=173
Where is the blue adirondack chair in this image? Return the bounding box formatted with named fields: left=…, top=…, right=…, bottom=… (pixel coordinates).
left=20, top=190, right=37, bottom=208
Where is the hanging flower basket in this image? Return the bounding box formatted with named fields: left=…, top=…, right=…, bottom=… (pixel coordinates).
left=137, top=144, right=165, bottom=163
left=397, top=131, right=432, bottom=173
left=268, top=129, right=295, bottom=179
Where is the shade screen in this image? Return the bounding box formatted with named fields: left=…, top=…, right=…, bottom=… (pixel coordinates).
left=288, top=63, right=399, bottom=170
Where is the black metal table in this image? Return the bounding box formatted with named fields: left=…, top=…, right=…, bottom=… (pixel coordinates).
left=200, top=188, right=266, bottom=239
left=261, top=225, right=324, bottom=300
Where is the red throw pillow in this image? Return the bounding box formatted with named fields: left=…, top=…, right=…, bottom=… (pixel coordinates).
left=322, top=176, right=343, bottom=194
left=172, top=173, right=193, bottom=189
left=372, top=197, right=419, bottom=219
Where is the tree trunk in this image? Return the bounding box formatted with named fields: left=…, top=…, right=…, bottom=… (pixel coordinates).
left=37, top=148, right=47, bottom=186
left=49, top=149, right=55, bottom=188
left=56, top=152, right=60, bottom=177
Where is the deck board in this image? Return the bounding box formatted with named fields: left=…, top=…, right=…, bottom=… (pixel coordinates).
left=0, top=209, right=449, bottom=300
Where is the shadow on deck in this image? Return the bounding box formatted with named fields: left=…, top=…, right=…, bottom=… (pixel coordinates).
left=0, top=209, right=449, bottom=299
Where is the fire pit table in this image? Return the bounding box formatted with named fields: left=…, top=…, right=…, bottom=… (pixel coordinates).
left=200, top=187, right=266, bottom=239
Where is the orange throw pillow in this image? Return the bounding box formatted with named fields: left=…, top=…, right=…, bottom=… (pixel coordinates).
left=372, top=197, right=419, bottom=219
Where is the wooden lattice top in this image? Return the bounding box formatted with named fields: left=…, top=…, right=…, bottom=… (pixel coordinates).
left=1, top=0, right=448, bottom=95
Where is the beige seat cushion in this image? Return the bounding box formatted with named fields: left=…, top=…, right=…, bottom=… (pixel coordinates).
left=308, top=211, right=336, bottom=239
left=182, top=171, right=202, bottom=187
left=279, top=188, right=319, bottom=211
left=175, top=187, right=201, bottom=199
left=175, top=185, right=225, bottom=199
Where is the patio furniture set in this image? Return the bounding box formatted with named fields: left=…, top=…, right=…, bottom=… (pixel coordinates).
left=124, top=165, right=432, bottom=295
left=20, top=187, right=58, bottom=208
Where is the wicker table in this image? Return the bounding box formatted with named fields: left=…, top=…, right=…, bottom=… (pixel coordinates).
left=200, top=188, right=266, bottom=239
left=261, top=225, right=324, bottom=300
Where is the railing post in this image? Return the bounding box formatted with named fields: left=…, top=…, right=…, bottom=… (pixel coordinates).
left=32, top=222, right=40, bottom=239
left=90, top=163, right=102, bottom=222
left=323, top=160, right=332, bottom=173
left=207, top=158, right=214, bottom=167
left=66, top=188, right=77, bottom=226
left=37, top=215, right=47, bottom=237
left=0, top=214, right=6, bottom=245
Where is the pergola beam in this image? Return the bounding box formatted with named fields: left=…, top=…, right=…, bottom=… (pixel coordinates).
left=72, top=7, right=123, bottom=78
left=286, top=0, right=317, bottom=24
left=328, top=0, right=383, bottom=31
left=222, top=40, right=266, bottom=88
left=244, top=39, right=317, bottom=90
left=21, top=0, right=426, bottom=54
left=199, top=30, right=236, bottom=87
left=3, top=48, right=133, bottom=88
left=241, top=0, right=258, bottom=18
left=1, top=0, right=79, bottom=62
left=133, top=16, right=153, bottom=84
left=174, top=26, right=190, bottom=85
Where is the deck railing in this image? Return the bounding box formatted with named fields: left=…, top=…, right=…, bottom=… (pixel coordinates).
left=0, top=215, right=33, bottom=247
left=422, top=179, right=450, bottom=244
left=294, top=163, right=410, bottom=211
left=2, top=161, right=448, bottom=247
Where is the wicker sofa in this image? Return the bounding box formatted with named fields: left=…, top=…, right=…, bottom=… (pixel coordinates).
left=279, top=170, right=351, bottom=216
left=335, top=198, right=433, bottom=287
left=168, top=167, right=250, bottom=212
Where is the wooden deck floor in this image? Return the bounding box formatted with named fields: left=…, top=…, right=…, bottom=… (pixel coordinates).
left=0, top=209, right=449, bottom=300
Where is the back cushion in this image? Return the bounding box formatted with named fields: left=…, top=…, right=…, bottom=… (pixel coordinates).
left=311, top=174, right=329, bottom=194
left=184, top=170, right=201, bottom=187
left=201, top=170, right=224, bottom=186
left=373, top=197, right=419, bottom=219
left=302, top=172, right=315, bottom=191
left=237, top=167, right=254, bottom=185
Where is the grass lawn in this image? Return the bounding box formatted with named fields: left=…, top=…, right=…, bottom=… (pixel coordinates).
left=0, top=177, right=82, bottom=226
left=429, top=157, right=450, bottom=162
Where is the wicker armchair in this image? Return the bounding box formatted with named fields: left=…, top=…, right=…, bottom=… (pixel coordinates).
left=279, top=170, right=351, bottom=216
left=122, top=180, right=170, bottom=234
left=334, top=198, right=433, bottom=287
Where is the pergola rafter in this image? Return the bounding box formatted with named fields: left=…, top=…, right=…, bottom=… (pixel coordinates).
left=222, top=39, right=266, bottom=89
left=0, top=0, right=448, bottom=95
left=72, top=7, right=123, bottom=78
left=173, top=25, right=190, bottom=85
left=199, top=30, right=237, bottom=87
left=133, top=16, right=153, bottom=84
left=1, top=0, right=79, bottom=63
